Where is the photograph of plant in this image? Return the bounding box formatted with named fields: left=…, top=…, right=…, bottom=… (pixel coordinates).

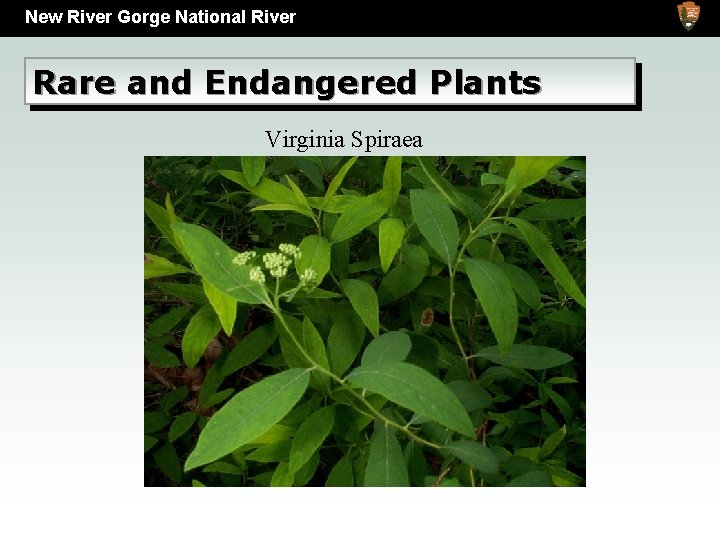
left=144, top=155, right=586, bottom=487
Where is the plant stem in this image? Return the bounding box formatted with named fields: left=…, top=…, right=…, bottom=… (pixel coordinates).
left=448, top=192, right=509, bottom=377
left=271, top=300, right=441, bottom=450
left=489, top=198, right=515, bottom=261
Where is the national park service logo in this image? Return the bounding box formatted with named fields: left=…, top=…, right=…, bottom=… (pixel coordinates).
left=678, top=2, right=700, bottom=31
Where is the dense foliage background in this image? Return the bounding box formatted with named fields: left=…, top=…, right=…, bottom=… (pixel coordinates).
left=144, top=156, right=586, bottom=487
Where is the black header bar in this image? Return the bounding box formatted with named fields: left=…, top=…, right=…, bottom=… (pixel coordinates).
left=4, top=4, right=719, bottom=37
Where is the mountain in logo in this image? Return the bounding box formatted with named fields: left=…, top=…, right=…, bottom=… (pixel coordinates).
left=678, top=2, right=700, bottom=31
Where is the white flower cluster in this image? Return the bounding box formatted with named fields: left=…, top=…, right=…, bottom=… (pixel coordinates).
left=232, top=250, right=256, bottom=266
left=299, top=268, right=318, bottom=286
left=278, top=243, right=300, bottom=259
left=233, top=243, right=309, bottom=286
left=249, top=266, right=265, bottom=284
left=263, top=251, right=292, bottom=279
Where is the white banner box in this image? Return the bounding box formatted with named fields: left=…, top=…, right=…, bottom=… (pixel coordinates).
left=25, top=57, right=637, bottom=107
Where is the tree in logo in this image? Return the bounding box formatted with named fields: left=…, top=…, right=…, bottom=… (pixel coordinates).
left=677, top=2, right=701, bottom=31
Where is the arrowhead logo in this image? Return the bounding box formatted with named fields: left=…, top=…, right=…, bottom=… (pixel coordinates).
left=678, top=2, right=701, bottom=31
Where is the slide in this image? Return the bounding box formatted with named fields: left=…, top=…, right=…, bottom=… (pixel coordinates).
left=1, top=3, right=716, bottom=538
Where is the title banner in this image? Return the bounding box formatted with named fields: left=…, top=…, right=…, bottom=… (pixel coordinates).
left=25, top=57, right=640, bottom=111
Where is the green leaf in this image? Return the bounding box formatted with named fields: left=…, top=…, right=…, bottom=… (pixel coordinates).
left=218, top=169, right=251, bottom=189
left=144, top=198, right=185, bottom=257
left=181, top=304, right=221, bottom=368
left=185, top=368, right=311, bottom=471
left=506, top=218, right=586, bottom=307
left=471, top=222, right=517, bottom=240
left=545, top=310, right=585, bottom=327
left=506, top=156, right=567, bottom=194
left=414, top=157, right=458, bottom=209
left=165, top=194, right=180, bottom=224
left=444, top=440, right=499, bottom=475
left=540, top=425, right=566, bottom=459
left=331, top=235, right=349, bottom=278
left=325, top=450, right=355, bottom=486
left=464, top=258, right=518, bottom=353
left=144, top=197, right=172, bottom=237
left=410, top=189, right=459, bottom=265
left=545, top=388, right=574, bottom=423
left=223, top=323, right=278, bottom=377
left=546, top=376, right=578, bottom=385
left=220, top=171, right=298, bottom=207
left=544, top=464, right=583, bottom=487
left=298, top=287, right=341, bottom=299
left=448, top=156, right=475, bottom=177
left=480, top=173, right=507, bottom=186
left=270, top=462, right=294, bottom=487
left=500, top=263, right=541, bottom=309
left=561, top=159, right=585, bottom=171
left=331, top=193, right=388, bottom=244
left=378, top=218, right=405, bottom=273
left=288, top=157, right=325, bottom=189
left=246, top=440, right=291, bottom=462
left=202, top=462, right=244, bottom=476
left=145, top=411, right=172, bottom=433
left=378, top=244, right=429, bottom=305
left=311, top=194, right=361, bottom=213
left=171, top=223, right=268, bottom=305
left=251, top=203, right=315, bottom=218
left=361, top=331, right=412, bottom=367
left=253, top=179, right=300, bottom=206
left=364, top=423, right=409, bottom=487
left=379, top=265, right=424, bottom=305
left=412, top=161, right=485, bottom=222
left=507, top=470, right=553, bottom=487
left=198, top=362, right=226, bottom=407
left=277, top=316, right=330, bottom=391
left=147, top=307, right=189, bottom=338
left=340, top=279, right=379, bottom=338
left=381, top=156, right=403, bottom=207
left=289, top=406, right=335, bottom=474
left=202, top=279, right=237, bottom=335
left=476, top=344, right=573, bottom=370
left=327, top=306, right=365, bottom=376
left=302, top=317, right=331, bottom=376
left=293, top=453, right=320, bottom=486
left=346, top=363, right=474, bottom=437
left=241, top=156, right=265, bottom=187
left=296, top=235, right=331, bottom=284
left=157, top=282, right=206, bottom=304
left=158, top=386, right=189, bottom=412
left=144, top=343, right=180, bottom=368
left=286, top=176, right=315, bottom=215
left=169, top=412, right=197, bottom=442
left=405, top=440, right=430, bottom=485
left=144, top=253, right=190, bottom=279
left=154, top=443, right=181, bottom=484
left=467, top=238, right=504, bottom=263
left=446, top=380, right=493, bottom=413
left=277, top=316, right=310, bottom=370
left=248, top=424, right=296, bottom=446
left=202, top=388, right=234, bottom=408
left=144, top=435, right=158, bottom=453
left=517, top=198, right=586, bottom=221
left=320, top=156, right=358, bottom=210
